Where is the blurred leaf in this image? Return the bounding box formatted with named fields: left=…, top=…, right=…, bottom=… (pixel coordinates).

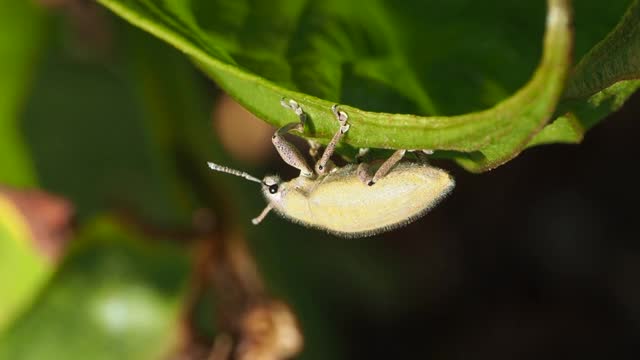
left=0, top=1, right=47, bottom=186
left=21, top=24, right=191, bottom=225
left=0, top=217, right=191, bottom=360
left=122, top=23, right=222, bottom=209
left=0, top=193, right=56, bottom=334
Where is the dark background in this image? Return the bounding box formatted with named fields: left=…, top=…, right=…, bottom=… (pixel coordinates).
left=335, top=92, right=640, bottom=359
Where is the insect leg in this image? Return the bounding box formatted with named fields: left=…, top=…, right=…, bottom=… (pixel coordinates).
left=368, top=149, right=407, bottom=186
left=273, top=99, right=313, bottom=177
left=356, top=148, right=372, bottom=183
left=411, top=149, right=434, bottom=163
left=252, top=204, right=274, bottom=225
left=315, top=104, right=350, bottom=174
left=280, top=98, right=307, bottom=125
left=357, top=158, right=385, bottom=185
left=357, top=162, right=371, bottom=184
left=308, top=140, right=321, bottom=161
left=356, top=148, right=370, bottom=162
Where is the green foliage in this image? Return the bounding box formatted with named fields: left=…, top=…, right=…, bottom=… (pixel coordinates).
left=566, top=1, right=640, bottom=99
left=97, top=0, right=639, bottom=171
left=530, top=0, right=640, bottom=147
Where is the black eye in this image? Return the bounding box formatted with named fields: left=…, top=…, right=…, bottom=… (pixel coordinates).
left=269, top=184, right=279, bottom=194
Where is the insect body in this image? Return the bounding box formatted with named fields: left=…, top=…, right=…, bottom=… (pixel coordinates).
left=208, top=99, right=454, bottom=238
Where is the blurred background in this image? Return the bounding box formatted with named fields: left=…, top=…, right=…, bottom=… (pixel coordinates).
left=1, top=1, right=639, bottom=359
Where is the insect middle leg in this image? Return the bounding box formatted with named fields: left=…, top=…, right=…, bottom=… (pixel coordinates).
left=274, top=99, right=314, bottom=177
left=307, top=140, right=322, bottom=161
left=315, top=104, right=350, bottom=174
left=414, top=149, right=434, bottom=163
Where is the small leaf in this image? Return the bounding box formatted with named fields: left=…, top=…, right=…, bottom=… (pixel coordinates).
left=529, top=0, right=640, bottom=147
left=566, top=0, right=640, bottom=100
left=529, top=80, right=640, bottom=147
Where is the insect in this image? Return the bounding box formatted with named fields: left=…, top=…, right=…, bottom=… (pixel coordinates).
left=208, top=99, right=455, bottom=238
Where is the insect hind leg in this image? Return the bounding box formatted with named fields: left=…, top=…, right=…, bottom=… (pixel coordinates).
left=359, top=149, right=434, bottom=186
left=361, top=149, right=407, bottom=186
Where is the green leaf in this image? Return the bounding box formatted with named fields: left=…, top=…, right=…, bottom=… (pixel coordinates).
left=529, top=0, right=640, bottom=147
left=0, top=218, right=191, bottom=360
left=0, top=194, right=54, bottom=334
left=529, top=79, right=640, bottom=147
left=566, top=0, right=640, bottom=100
left=101, top=0, right=571, bottom=172
left=0, top=1, right=47, bottom=186
left=96, top=0, right=635, bottom=172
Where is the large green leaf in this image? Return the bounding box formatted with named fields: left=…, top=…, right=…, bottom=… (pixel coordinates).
left=0, top=1, right=47, bottom=186
left=97, top=0, right=636, bottom=171
left=101, top=0, right=571, bottom=172
left=0, top=218, right=191, bottom=360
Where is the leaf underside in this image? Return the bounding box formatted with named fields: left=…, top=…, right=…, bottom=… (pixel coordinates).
left=97, top=0, right=640, bottom=172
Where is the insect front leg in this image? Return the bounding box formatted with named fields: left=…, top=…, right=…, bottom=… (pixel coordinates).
left=252, top=204, right=274, bottom=225
left=315, top=104, right=350, bottom=175
left=274, top=98, right=314, bottom=177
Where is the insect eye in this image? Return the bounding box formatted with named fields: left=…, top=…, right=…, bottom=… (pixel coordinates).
left=269, top=184, right=279, bottom=194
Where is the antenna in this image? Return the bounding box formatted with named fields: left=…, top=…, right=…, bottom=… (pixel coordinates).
left=207, top=162, right=262, bottom=184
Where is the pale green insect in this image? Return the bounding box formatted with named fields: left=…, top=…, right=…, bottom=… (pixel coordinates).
left=208, top=99, right=455, bottom=238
